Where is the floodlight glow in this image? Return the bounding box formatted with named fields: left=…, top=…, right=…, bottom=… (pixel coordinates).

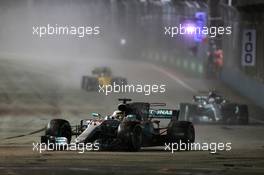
left=186, top=25, right=196, bottom=34
left=120, top=38, right=126, bottom=45
left=181, top=21, right=197, bottom=35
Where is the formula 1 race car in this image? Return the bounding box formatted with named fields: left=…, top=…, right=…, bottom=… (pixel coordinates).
left=41, top=98, right=195, bottom=151
left=81, top=67, right=127, bottom=91
left=179, top=90, right=249, bottom=124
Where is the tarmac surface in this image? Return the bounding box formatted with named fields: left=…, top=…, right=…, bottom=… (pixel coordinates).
left=0, top=55, right=264, bottom=175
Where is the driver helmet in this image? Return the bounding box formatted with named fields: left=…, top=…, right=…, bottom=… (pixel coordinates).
left=111, top=110, right=123, bottom=119
left=208, top=91, right=217, bottom=98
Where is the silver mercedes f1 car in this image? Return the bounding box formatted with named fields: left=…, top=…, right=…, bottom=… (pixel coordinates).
left=179, top=90, right=249, bottom=124
left=41, top=98, right=195, bottom=151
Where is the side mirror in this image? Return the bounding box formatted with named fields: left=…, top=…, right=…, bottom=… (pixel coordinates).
left=92, top=113, right=101, bottom=118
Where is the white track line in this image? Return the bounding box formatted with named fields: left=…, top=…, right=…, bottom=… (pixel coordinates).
left=151, top=64, right=197, bottom=93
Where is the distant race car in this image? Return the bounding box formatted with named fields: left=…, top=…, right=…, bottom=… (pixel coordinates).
left=81, top=67, right=127, bottom=91
left=179, top=90, right=249, bottom=124
left=41, top=98, right=195, bottom=151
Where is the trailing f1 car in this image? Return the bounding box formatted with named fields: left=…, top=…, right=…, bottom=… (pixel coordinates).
left=41, top=98, right=195, bottom=151
left=81, top=67, right=127, bottom=91
left=179, top=90, right=249, bottom=124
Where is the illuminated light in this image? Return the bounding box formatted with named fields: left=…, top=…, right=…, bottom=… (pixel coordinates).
left=181, top=21, right=197, bottom=35
left=120, top=38, right=126, bottom=45
left=195, top=12, right=207, bottom=42
left=186, top=25, right=196, bottom=34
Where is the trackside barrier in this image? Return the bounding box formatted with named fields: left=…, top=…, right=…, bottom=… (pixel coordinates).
left=221, top=67, right=264, bottom=108
left=142, top=50, right=204, bottom=78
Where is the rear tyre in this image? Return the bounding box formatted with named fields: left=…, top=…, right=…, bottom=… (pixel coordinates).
left=237, top=105, right=249, bottom=125
left=93, top=139, right=104, bottom=151
left=128, top=125, right=142, bottom=152
left=221, top=104, right=248, bottom=125
left=167, top=121, right=195, bottom=150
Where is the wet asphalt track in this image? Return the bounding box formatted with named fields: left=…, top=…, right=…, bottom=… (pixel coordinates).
left=0, top=56, right=264, bottom=174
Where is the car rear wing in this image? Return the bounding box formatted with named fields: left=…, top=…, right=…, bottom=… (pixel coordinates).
left=149, top=109, right=179, bottom=120
left=149, top=103, right=166, bottom=107
left=193, top=95, right=207, bottom=100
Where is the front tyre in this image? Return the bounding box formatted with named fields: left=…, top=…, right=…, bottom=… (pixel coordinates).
left=43, top=119, right=72, bottom=144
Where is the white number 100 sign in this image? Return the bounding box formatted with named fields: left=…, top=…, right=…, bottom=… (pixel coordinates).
left=241, top=29, right=256, bottom=66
